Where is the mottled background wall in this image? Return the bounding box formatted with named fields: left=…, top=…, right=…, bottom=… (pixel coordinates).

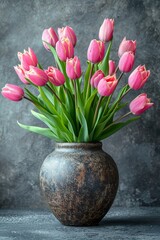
left=0, top=0, right=160, bottom=209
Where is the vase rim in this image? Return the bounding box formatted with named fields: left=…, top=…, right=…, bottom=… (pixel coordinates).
left=55, top=142, right=102, bottom=149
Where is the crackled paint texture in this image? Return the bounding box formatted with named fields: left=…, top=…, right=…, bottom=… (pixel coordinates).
left=0, top=0, right=160, bottom=209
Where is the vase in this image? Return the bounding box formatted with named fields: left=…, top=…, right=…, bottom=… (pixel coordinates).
left=39, top=142, right=119, bottom=226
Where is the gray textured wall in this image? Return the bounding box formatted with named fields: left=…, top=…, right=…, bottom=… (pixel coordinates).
left=0, top=0, right=160, bottom=209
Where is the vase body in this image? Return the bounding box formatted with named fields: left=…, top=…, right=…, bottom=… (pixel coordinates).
left=40, top=142, right=119, bottom=226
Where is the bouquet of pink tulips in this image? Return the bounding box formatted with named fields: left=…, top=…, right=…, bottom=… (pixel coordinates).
left=1, top=19, right=154, bottom=142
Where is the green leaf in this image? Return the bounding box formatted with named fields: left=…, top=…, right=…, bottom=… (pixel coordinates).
left=84, top=89, right=97, bottom=121
left=31, top=110, right=67, bottom=141
left=109, top=84, right=130, bottom=113
left=77, top=107, right=89, bottom=142
left=76, top=78, right=83, bottom=111
left=96, top=116, right=140, bottom=141
left=92, top=110, right=115, bottom=139
left=17, top=121, right=59, bottom=140
left=25, top=88, right=39, bottom=103
left=37, top=63, right=43, bottom=70
left=43, top=41, right=63, bottom=72
left=39, top=86, right=59, bottom=115
left=83, top=62, right=91, bottom=100
left=98, top=41, right=112, bottom=75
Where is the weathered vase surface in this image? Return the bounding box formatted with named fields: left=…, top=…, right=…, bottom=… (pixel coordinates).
left=40, top=142, right=119, bottom=226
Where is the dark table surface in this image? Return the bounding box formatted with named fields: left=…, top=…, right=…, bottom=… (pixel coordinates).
left=0, top=207, right=160, bottom=240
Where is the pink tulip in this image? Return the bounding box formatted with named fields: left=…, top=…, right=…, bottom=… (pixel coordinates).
left=25, top=66, right=48, bottom=86
left=56, top=38, right=74, bottom=61
left=45, top=66, right=65, bottom=86
left=118, top=51, right=135, bottom=73
left=42, top=27, right=58, bottom=50
left=66, top=56, right=82, bottom=80
left=129, top=93, right=154, bottom=115
left=18, top=48, right=38, bottom=71
left=98, top=75, right=118, bottom=96
left=118, top=37, right=136, bottom=57
left=109, top=60, right=116, bottom=75
left=87, top=39, right=105, bottom=63
left=58, top=26, right=77, bottom=47
left=1, top=84, right=24, bottom=101
left=90, top=70, right=105, bottom=88
left=14, top=65, right=28, bottom=84
left=128, top=65, right=150, bottom=90
left=99, top=18, right=114, bottom=42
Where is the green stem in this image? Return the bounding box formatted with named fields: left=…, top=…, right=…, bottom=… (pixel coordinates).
left=117, top=72, right=124, bottom=82
left=63, top=85, right=67, bottom=94
left=86, top=63, right=94, bottom=100
left=74, top=80, right=79, bottom=132
left=103, top=95, right=111, bottom=115
left=103, top=111, right=132, bottom=132
left=46, top=85, right=63, bottom=105
left=108, top=85, right=131, bottom=117
left=74, top=80, right=77, bottom=109
left=92, top=96, right=103, bottom=127
left=115, top=65, right=119, bottom=74
left=103, top=72, right=124, bottom=114
left=24, top=96, right=33, bottom=103
left=113, top=111, right=132, bottom=123
left=119, top=87, right=131, bottom=102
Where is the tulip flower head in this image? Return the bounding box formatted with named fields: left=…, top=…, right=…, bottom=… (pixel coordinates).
left=45, top=66, right=65, bottom=86
left=17, top=48, right=38, bottom=71
left=56, top=38, right=74, bottom=61
left=90, top=70, right=105, bottom=88
left=99, top=18, right=114, bottom=42
left=66, top=56, right=82, bottom=80
left=129, top=93, right=154, bottom=115
left=1, top=84, right=24, bottom=101
left=109, top=60, right=116, bottom=75
left=87, top=39, right=105, bottom=63
left=14, top=65, right=28, bottom=84
left=58, top=26, right=77, bottom=47
left=98, top=75, right=118, bottom=96
left=42, top=27, right=58, bottom=50
left=118, top=51, right=135, bottom=73
left=128, top=65, right=150, bottom=90
left=118, top=37, right=136, bottom=57
left=25, top=66, right=48, bottom=86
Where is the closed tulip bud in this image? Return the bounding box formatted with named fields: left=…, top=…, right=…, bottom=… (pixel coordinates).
left=18, top=48, right=38, bottom=71
left=118, top=51, right=135, bottom=73
left=56, top=38, right=74, bottom=61
left=90, top=70, right=105, bottom=88
left=1, top=84, right=24, bottom=101
left=129, top=93, right=154, bottom=115
left=58, top=26, right=77, bottom=47
left=87, top=39, right=105, bottom=63
left=118, top=37, right=136, bottom=57
left=25, top=66, right=48, bottom=86
left=66, top=56, right=82, bottom=80
left=109, top=60, right=116, bottom=75
left=45, top=66, right=65, bottom=86
left=99, top=18, right=114, bottom=42
left=14, top=65, right=28, bottom=84
left=98, top=75, right=118, bottom=96
left=42, top=27, right=58, bottom=50
left=128, top=65, right=150, bottom=90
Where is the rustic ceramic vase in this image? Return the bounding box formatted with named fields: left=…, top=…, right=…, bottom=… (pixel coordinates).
left=40, top=142, right=119, bottom=226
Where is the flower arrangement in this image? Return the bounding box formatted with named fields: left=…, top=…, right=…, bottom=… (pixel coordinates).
left=1, top=19, right=154, bottom=142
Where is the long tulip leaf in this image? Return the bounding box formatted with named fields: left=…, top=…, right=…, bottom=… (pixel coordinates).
left=77, top=107, right=89, bottom=142
left=17, top=121, right=59, bottom=140
left=96, top=116, right=140, bottom=141
left=98, top=41, right=112, bottom=75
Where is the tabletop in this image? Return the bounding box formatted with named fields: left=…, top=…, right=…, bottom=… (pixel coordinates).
left=0, top=207, right=160, bottom=240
